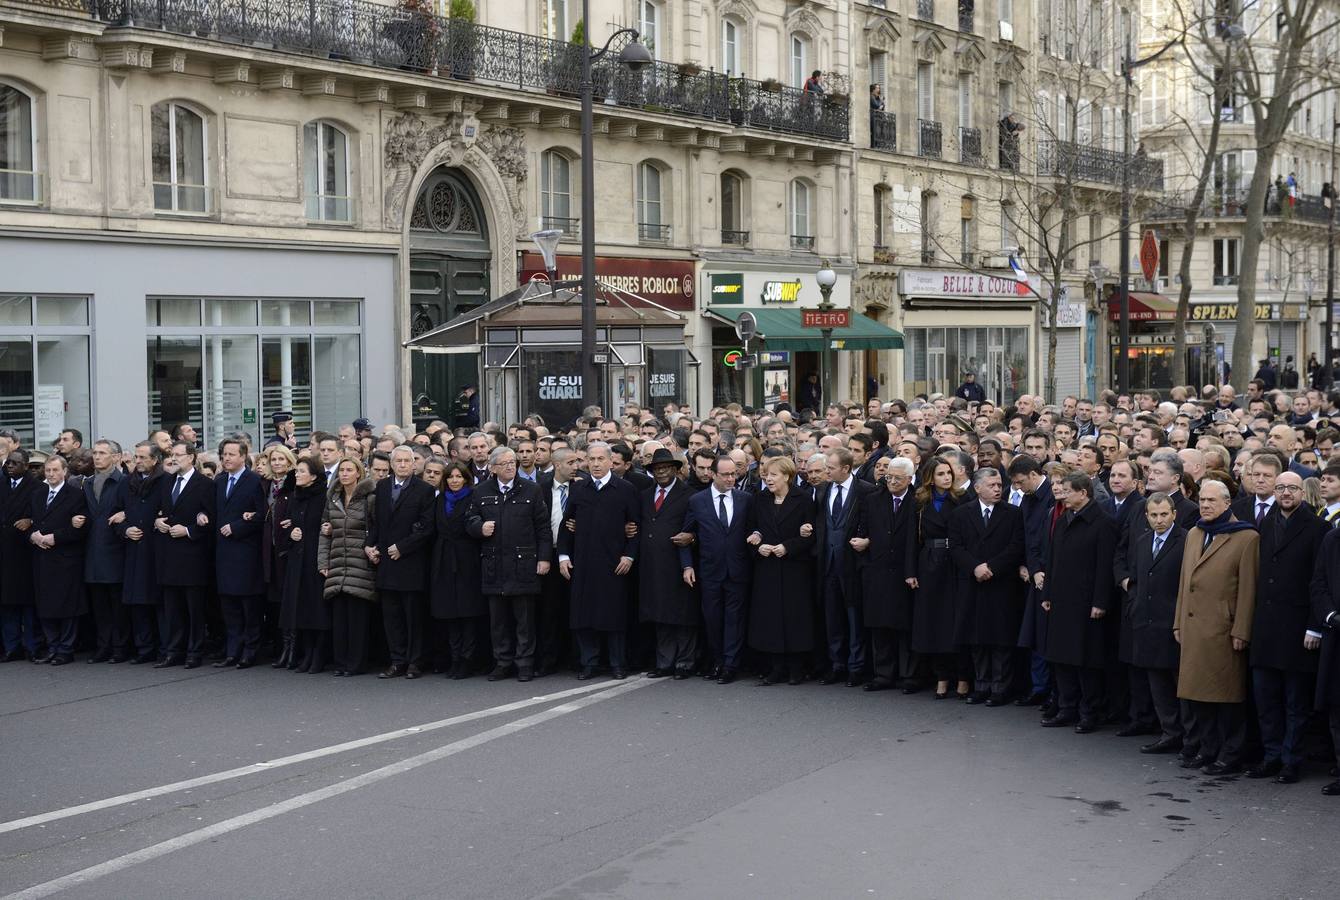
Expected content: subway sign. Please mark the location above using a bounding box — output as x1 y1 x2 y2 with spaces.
710 273 744 304
761 280 802 304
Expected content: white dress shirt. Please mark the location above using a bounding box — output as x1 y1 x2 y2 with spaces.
712 486 735 526
828 475 854 518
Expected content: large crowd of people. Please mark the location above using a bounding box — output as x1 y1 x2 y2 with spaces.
4 378 1340 796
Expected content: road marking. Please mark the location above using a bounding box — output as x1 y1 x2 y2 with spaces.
0 679 626 836
2 678 655 900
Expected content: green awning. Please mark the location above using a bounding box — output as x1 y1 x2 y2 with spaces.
705 306 904 350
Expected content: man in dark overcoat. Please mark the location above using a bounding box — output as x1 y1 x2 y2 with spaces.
213 438 268 668
1122 492 1190 755
1308 525 1340 796
559 442 640 679
30 454 89 664
1 450 42 660
535 448 585 676
851 456 916 691
1040 472 1117 731
117 441 166 663
154 442 215 668
366 445 436 679
1247 471 1326 783
814 447 879 686
1009 455 1054 706
949 467 1025 705
82 440 128 662
637 450 698 679
466 446 551 682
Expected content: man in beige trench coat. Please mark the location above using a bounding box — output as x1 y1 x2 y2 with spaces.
1174 479 1259 776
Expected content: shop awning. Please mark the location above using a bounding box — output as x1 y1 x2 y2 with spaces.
704 306 904 350
1105 289 1179 321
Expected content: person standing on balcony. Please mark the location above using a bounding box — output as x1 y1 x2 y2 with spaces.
803 71 824 94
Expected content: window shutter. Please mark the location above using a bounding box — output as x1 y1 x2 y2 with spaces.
918 64 934 120
959 74 972 128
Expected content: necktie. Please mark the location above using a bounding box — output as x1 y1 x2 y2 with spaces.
1153 534 1164 558
1009 488 1022 506
655 487 666 511
1256 501 1268 526
46 488 56 508
226 475 236 499
892 494 901 515
172 475 184 503
392 480 402 503
717 492 729 527
983 506 992 528
831 484 844 521
559 483 569 513
500 484 509 497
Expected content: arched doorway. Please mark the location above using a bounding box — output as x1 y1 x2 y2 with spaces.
408 168 491 427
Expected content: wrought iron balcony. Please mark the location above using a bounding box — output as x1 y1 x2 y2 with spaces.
639 222 671 243
1036 140 1164 191
959 126 982 166
1145 188 1332 224
871 110 896 151
81 0 849 141
721 229 750 245
791 235 816 251
918 119 942 159
541 216 580 235
998 129 1021 171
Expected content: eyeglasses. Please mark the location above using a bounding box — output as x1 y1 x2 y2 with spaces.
1274 484 1304 494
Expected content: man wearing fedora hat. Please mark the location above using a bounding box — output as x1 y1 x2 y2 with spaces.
638 449 699 679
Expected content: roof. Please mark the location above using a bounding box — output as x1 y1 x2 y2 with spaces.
703 306 905 350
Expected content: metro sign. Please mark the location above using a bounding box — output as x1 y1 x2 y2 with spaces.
801 309 850 328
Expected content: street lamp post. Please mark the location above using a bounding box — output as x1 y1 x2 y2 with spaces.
1325 120 1339 388
815 261 837 411
577 2 652 413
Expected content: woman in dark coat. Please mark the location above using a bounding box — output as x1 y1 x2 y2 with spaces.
430 461 484 679
745 456 815 684
908 459 971 700
263 445 296 667
319 457 377 676
278 457 328 673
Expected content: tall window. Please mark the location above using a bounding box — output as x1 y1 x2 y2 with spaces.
790 35 809 88
540 150 572 231
790 180 811 239
637 162 665 241
151 101 208 213
961 196 976 264
874 185 891 248
0 84 38 203
722 19 739 73
1213 237 1240 284
638 0 660 54
869 50 887 98
958 73 972 128
542 0 568 40
918 63 935 120
303 121 350 222
721 172 744 240
0 295 92 447
1001 201 1017 255
921 192 935 262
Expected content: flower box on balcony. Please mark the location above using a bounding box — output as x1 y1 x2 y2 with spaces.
678 62 702 77
760 78 783 93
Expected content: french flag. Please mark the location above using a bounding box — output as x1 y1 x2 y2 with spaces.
1008 255 1030 296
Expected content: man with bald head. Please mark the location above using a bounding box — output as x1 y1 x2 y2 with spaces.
1246 470 1326 783
1177 448 1207 484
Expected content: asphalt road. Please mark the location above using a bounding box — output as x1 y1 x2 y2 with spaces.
2 662 1338 900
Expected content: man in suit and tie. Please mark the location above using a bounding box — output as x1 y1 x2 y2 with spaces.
638 450 699 679
1103 458 1144 530
153 442 216 668
1318 463 1340 527
680 454 753 683
850 457 916 691
366 445 436 679
1231 452 1281 525
536 448 582 675
559 442 640 679
29 454 89 665
317 435 343 483
1009 455 1054 707
0 449 42 661
213 438 268 668
466 432 493 485
815 448 880 686
1121 492 1189 754
82 440 128 663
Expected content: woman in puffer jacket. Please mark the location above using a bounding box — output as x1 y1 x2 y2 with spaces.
319 457 377 676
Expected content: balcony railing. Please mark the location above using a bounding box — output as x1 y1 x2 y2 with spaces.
1146 188 1333 223
639 222 671 243
918 119 942 159
1036 140 1164 190
871 110 896 150
959 126 982 166
721 229 750 245
541 215 580 235
998 128 1020 171
81 0 849 142
791 235 816 251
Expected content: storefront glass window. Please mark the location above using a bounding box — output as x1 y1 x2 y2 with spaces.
262 336 313 439
147 336 204 440
904 325 1028 405
205 334 258 440
647 347 692 410
0 295 92 448
313 335 361 429
522 348 584 428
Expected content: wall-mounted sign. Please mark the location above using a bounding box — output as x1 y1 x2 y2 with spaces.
537 374 582 400
1189 302 1299 322
758 351 791 365
519 253 696 310
710 273 744 304
722 349 745 367
802 309 850 328
761 280 802 304
899 269 1040 299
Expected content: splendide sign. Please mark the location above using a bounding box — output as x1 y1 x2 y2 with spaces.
898 269 1040 299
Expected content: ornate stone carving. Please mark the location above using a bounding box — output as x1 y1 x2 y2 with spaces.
383 111 473 229
475 123 527 234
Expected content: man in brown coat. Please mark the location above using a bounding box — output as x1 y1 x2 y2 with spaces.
1174 479 1259 776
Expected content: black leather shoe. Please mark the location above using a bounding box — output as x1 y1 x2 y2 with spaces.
1179 753 1209 769
1202 761 1242 776
1041 714 1078 728
184 658 202 670
486 665 515 682
674 669 691 680
153 655 183 669
379 664 406 679
405 665 423 680
1321 780 1340 796
645 668 669 678
50 654 73 666
900 680 922 695
129 652 156 665
1246 759 1283 779
845 672 868 687
108 655 128 664
577 667 597 680
32 653 53 665
1074 720 1100 734
517 668 534 683
703 665 722 680
87 650 111 664
1276 764 1300 784
787 672 804 686
818 669 846 685
1015 691 1047 707
213 657 238 668
965 692 987 705
612 667 628 680
1140 737 1183 755
1 648 25 662
984 694 1010 707
1115 722 1158 738
863 678 893 692
236 657 255 670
